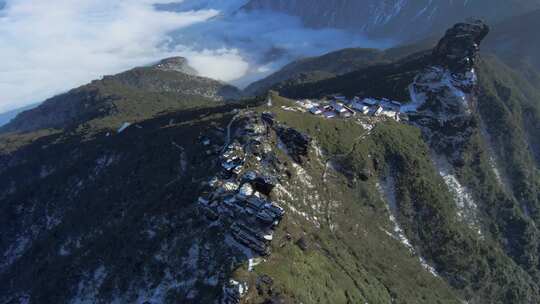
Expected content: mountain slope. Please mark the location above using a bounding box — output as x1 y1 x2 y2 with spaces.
0 57 241 135
244 40 436 96
265 20 540 303
0 104 39 127
243 0 540 42
2 20 540 304
0 95 468 303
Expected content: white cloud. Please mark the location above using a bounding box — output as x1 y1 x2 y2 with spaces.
181 48 250 82
0 0 390 113
0 0 220 112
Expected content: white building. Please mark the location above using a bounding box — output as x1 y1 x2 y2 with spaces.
330 101 347 113
297 99 319 110
351 101 370 114
310 106 323 115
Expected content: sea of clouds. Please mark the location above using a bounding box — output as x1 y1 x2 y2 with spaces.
0 0 390 114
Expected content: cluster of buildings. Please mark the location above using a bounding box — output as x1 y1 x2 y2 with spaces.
295 96 404 121
197 113 284 257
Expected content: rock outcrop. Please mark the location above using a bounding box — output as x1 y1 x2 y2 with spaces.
406 20 489 164
275 126 311 164
153 57 198 76
432 20 490 73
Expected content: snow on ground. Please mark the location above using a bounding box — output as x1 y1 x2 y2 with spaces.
377 177 439 277
117 122 131 133
403 66 476 116
274 183 294 201
93 153 119 177
224 234 258 273
275 158 326 227
419 257 438 277
291 163 315 189
356 119 375 132
248 258 263 272
312 143 324 158
275 181 322 227
433 155 482 237
376 178 414 253
70 265 108 304
480 123 511 191
1 235 31 270
489 156 504 187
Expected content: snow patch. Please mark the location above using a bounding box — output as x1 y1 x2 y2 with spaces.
1 235 31 270
434 156 482 236
377 177 439 277
403 66 476 117
70 265 108 304
291 163 314 189
117 122 131 133
376 178 414 252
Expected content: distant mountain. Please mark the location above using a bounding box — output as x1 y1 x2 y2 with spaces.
0 104 39 127
484 9 540 83
0 57 241 134
243 0 540 42
244 39 436 95
246 6 540 97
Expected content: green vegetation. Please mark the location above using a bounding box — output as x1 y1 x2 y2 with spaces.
3 24 540 303
245 41 436 97
238 92 540 303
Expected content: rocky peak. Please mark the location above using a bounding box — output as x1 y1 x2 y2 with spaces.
153 56 198 75
405 20 491 164
432 19 490 73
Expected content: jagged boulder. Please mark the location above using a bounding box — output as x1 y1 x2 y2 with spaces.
251 175 277 196
275 126 311 163
261 112 275 126
433 19 490 73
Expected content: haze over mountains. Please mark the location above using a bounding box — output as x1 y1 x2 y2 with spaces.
243 0 540 41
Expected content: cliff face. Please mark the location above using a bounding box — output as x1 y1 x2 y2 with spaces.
243 0 540 41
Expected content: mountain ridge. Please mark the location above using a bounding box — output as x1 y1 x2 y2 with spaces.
0 57 242 135
2 18 540 304
243 0 540 42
